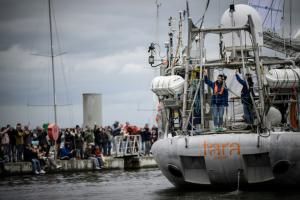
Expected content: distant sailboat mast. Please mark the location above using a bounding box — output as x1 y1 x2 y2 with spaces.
48 0 57 124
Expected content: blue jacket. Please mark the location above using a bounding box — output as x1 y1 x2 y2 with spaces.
236 74 252 105
204 76 228 106
60 147 72 158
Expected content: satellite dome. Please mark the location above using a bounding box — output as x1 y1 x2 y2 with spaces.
220 4 263 50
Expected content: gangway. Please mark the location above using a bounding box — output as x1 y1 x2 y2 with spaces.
113 135 142 157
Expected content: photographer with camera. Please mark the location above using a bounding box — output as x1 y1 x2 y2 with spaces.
204 69 229 132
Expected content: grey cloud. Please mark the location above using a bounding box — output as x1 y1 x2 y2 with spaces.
1 0 299 127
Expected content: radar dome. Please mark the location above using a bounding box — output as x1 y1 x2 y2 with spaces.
220 4 263 50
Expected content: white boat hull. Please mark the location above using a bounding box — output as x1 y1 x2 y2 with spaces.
151 132 300 189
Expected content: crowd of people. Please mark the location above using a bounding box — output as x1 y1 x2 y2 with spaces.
0 121 159 174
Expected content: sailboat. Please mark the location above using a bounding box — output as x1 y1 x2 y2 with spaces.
148 1 300 189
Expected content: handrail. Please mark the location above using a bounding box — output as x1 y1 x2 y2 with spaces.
114 135 142 157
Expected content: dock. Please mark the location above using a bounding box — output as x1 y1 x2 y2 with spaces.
0 156 157 176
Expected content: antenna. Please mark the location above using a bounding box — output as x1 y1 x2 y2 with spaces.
155 0 162 44
152 0 162 125
186 0 190 18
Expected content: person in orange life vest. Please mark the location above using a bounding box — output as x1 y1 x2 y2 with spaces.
204 69 229 132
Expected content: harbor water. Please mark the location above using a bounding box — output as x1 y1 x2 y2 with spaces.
1 168 300 200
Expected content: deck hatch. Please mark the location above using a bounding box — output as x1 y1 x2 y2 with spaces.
243 152 271 167
180 156 211 184
243 152 274 183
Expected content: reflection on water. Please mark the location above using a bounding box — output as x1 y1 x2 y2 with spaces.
0 169 300 200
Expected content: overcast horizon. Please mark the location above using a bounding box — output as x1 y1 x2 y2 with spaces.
0 0 299 128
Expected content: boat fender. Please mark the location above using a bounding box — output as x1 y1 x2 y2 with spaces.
266 106 282 127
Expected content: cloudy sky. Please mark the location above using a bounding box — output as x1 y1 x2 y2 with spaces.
0 0 298 128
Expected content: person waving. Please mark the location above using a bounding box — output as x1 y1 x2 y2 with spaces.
204 69 228 132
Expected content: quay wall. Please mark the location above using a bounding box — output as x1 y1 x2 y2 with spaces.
124 156 158 169
1 156 157 176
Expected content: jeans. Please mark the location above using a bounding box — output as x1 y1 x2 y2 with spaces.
145 141 151 155
1 144 9 159
101 143 107 156
9 144 16 162
90 157 103 168
243 104 254 124
31 159 41 172
212 105 225 127
16 144 24 161
96 157 104 167
107 141 112 156
75 148 83 159
141 141 145 153
89 157 99 168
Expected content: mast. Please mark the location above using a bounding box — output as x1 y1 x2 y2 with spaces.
248 15 265 129
48 0 57 124
182 18 192 133
168 17 174 68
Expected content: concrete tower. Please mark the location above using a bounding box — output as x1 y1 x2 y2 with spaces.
83 93 102 128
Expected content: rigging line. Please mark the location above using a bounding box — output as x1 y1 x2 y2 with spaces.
48 53 51 123
26 60 32 125
151 43 165 60
46 7 52 123
271 1 275 30
48 0 58 124
262 0 275 27
289 0 292 46
282 0 286 56
195 0 210 28
52 2 65 97
272 0 283 31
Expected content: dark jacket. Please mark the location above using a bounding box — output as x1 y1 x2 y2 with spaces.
37 130 48 147
141 128 151 142
9 129 16 146
99 132 108 144
204 76 228 106
236 74 254 105
112 127 121 137
94 129 101 146
24 147 38 161
65 132 75 149
75 134 83 149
